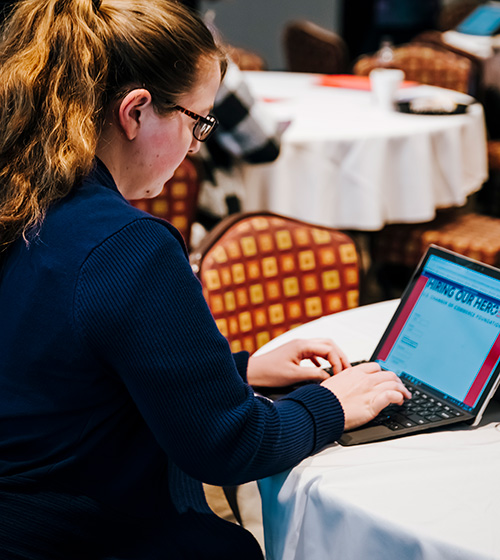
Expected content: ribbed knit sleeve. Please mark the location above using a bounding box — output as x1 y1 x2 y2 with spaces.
232 350 250 382
74 218 344 486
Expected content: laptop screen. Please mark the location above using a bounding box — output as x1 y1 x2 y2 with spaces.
456 2 500 36
372 247 500 413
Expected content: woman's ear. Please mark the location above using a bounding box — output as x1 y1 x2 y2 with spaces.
117 89 153 141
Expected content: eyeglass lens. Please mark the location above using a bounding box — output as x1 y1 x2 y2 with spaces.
194 115 217 142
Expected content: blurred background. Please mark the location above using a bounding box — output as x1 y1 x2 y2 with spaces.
199 0 456 70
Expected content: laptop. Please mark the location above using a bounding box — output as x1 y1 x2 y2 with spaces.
456 1 500 36
339 245 500 446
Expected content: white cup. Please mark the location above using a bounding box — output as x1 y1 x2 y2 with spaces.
369 68 405 111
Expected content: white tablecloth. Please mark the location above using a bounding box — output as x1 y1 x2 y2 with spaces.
256 301 500 560
240 72 488 231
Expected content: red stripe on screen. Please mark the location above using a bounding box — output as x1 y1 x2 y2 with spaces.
378 276 428 361
464 333 500 407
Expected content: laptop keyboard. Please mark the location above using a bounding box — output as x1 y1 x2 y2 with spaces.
323 366 465 431
372 383 465 431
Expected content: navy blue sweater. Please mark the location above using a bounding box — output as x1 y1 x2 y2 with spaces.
0 160 344 559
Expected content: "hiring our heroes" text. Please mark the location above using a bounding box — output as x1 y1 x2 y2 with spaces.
427 277 500 316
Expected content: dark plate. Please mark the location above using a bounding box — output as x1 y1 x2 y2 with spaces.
396 101 469 115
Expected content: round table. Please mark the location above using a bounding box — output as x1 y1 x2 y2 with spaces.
240 72 488 231
255 300 500 560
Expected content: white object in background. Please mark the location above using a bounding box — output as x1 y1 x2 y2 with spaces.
369 68 405 111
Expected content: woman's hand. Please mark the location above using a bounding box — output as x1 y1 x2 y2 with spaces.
247 338 350 388
321 362 412 431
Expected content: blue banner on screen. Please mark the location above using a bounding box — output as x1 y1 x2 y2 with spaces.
376 255 500 410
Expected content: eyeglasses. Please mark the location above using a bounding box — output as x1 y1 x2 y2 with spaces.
174 105 219 142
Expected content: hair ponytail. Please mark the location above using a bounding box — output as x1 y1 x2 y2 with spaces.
0 0 225 251
0 0 108 249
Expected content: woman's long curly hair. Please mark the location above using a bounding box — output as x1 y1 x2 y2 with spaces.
0 0 226 252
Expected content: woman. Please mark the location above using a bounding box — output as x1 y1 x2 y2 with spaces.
0 1 410 558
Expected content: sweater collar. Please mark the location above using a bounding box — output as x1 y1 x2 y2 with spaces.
87 158 120 194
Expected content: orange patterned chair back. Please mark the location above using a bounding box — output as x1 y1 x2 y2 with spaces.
190 212 361 353
353 43 475 94
130 157 200 249
283 19 350 75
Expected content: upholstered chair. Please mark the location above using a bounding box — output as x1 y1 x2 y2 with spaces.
283 19 351 75
353 43 478 95
410 30 485 99
191 211 361 528
190 211 361 354
371 211 500 298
